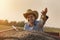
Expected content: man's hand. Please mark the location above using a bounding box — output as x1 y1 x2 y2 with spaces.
41 8 48 16
40 8 48 24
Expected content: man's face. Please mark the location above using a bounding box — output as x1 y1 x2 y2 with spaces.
27 14 35 23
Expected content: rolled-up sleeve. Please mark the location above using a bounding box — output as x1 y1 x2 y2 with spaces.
38 18 44 28
39 18 44 25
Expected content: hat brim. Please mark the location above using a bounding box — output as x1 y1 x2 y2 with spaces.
23 11 38 19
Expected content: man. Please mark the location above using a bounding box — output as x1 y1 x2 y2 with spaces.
23 8 48 32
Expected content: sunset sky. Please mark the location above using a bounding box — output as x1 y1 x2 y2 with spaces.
0 0 60 28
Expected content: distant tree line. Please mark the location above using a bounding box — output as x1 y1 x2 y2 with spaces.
0 20 25 27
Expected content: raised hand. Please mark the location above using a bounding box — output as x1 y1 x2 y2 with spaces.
41 8 48 16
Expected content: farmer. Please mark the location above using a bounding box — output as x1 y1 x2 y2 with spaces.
23 8 49 32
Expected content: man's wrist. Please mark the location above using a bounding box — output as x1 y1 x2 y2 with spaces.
41 15 46 18
41 15 49 20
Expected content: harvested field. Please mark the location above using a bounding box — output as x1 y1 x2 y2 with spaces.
0 29 60 40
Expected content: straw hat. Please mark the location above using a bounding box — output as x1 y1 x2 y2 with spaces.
23 9 38 19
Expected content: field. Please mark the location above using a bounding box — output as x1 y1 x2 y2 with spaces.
0 25 60 40
0 25 60 33
0 25 13 32
44 27 60 33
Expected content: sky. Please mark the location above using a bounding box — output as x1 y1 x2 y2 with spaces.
0 0 60 28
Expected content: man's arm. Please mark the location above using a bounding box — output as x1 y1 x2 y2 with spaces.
38 8 49 28
41 8 49 25
40 15 49 25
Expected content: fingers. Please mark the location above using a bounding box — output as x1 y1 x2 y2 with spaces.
41 10 45 14
45 8 48 13
41 8 48 15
